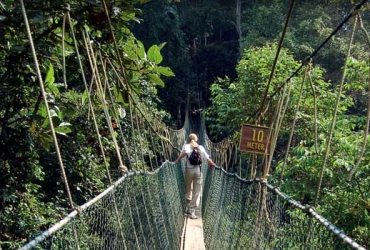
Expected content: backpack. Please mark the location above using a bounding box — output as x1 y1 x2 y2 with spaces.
188 147 202 165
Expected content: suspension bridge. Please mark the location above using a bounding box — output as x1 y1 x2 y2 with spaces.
5 0 370 249
17 108 367 250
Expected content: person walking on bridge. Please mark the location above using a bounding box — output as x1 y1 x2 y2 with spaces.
174 133 215 219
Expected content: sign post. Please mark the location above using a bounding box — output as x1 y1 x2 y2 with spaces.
239 124 271 155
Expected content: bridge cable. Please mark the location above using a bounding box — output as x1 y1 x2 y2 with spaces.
62 7 68 89
100 0 130 93
84 31 127 173
71 19 114 183
87 31 159 247
254 0 295 180
257 0 295 122
270 0 368 101
102 56 181 151
263 69 295 179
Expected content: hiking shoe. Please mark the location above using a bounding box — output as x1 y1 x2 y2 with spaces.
188 213 198 219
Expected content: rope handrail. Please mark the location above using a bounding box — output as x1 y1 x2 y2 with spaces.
266 184 365 250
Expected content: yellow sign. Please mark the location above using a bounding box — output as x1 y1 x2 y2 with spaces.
239 124 271 155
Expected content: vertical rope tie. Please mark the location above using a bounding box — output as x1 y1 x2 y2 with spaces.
62 4 69 89
348 14 370 181
100 0 130 92
264 70 294 179
99 55 131 172
82 29 126 173
307 66 319 155
313 14 358 207
278 65 310 185
20 0 75 210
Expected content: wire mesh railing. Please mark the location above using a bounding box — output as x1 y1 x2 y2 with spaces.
20 162 186 250
201 166 366 250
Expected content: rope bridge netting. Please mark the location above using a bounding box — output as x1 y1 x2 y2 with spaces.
20 165 187 250
20 113 367 250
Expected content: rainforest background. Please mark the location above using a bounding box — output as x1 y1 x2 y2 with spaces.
0 0 369 248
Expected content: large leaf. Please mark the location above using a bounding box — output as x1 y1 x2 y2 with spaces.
113 86 129 104
147 45 162 64
54 122 72 136
156 66 174 77
136 40 146 60
44 63 55 85
148 74 164 87
36 132 54 152
41 110 60 129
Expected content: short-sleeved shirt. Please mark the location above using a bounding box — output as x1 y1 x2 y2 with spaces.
182 144 210 168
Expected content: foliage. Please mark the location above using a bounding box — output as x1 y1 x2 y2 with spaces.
132 0 192 126
275 57 370 247
205 43 344 139
133 0 239 123
207 40 370 246
241 1 287 49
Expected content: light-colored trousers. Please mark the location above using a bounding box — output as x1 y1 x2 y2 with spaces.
184 166 202 213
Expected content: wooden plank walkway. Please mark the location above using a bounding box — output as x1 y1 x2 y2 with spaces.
181 214 206 250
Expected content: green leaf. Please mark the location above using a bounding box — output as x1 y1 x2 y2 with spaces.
147 45 162 64
55 123 72 136
47 83 60 96
148 74 164 87
156 66 174 77
41 110 59 128
39 104 48 118
113 86 128 104
116 92 125 103
37 132 54 151
41 118 50 129
158 42 166 50
136 40 146 60
49 109 58 118
44 64 55 85
81 90 88 105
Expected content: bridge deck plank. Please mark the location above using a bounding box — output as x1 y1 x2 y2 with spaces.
183 217 206 250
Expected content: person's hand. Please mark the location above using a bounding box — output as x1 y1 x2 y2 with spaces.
209 162 215 170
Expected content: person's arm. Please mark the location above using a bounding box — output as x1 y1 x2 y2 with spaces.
199 146 216 169
207 158 215 169
174 152 187 164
